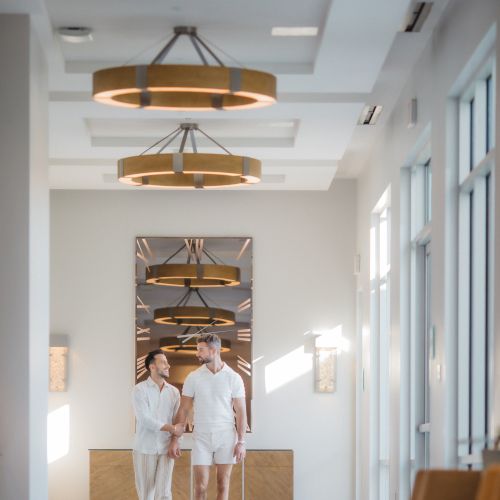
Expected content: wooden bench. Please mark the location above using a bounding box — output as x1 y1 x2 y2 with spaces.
411 466 500 500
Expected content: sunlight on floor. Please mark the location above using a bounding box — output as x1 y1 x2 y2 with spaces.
47 404 70 464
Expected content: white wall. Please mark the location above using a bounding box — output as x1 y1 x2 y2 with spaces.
49 184 357 500
0 14 49 500
351 0 500 499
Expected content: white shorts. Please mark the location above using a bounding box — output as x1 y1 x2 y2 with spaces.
191 428 237 466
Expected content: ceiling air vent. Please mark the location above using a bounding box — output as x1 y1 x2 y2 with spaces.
358 105 383 126
402 2 433 33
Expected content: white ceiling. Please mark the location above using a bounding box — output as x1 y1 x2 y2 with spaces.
6 0 448 190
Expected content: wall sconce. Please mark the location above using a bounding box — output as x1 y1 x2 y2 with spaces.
312 327 349 393
49 334 69 392
314 337 337 393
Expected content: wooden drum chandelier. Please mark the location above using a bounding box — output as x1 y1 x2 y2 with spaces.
119 122 261 189
93 26 276 111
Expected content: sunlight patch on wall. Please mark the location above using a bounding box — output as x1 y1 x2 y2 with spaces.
265 346 312 394
47 404 70 464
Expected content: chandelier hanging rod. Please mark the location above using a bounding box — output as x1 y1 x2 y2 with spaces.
140 123 233 156
151 26 226 67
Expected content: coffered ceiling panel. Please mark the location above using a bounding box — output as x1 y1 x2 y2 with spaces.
7 0 449 189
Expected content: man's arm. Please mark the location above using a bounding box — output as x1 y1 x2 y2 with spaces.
168 396 193 458
233 398 247 463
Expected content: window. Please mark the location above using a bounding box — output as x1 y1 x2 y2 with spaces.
408 147 432 483
370 188 391 500
457 59 495 468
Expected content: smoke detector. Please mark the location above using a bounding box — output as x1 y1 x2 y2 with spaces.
57 27 93 43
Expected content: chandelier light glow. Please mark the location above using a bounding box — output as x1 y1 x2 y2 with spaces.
118 122 261 189
93 26 276 111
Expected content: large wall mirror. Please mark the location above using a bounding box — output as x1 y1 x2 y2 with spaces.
135 237 253 430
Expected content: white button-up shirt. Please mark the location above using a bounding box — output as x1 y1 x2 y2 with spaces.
132 377 180 454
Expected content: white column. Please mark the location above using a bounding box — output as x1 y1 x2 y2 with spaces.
0 14 49 500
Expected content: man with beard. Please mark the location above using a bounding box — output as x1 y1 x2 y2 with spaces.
168 333 247 500
132 349 185 500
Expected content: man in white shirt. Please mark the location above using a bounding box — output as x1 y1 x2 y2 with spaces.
132 349 184 500
168 333 247 500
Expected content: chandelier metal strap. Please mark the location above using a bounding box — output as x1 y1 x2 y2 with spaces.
151 27 225 67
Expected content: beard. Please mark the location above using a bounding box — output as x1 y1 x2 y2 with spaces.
197 356 211 365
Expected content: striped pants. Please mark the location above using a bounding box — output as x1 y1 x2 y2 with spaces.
133 451 175 500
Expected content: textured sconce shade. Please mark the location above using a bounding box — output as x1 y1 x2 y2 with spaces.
49 346 68 392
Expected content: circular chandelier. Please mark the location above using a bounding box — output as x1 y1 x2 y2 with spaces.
147 263 240 287
147 239 240 287
93 26 276 111
118 122 261 189
154 306 235 327
160 337 231 354
154 287 235 327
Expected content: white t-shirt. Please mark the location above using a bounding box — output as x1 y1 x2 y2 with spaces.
182 363 245 432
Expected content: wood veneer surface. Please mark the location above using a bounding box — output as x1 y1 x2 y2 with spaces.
89 449 292 500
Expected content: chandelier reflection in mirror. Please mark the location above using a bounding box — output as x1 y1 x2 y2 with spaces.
135 237 253 429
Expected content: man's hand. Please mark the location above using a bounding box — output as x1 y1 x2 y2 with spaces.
171 423 185 437
233 442 246 463
168 439 182 459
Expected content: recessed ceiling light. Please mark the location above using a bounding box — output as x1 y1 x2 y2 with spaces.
271 27 318 37
57 27 93 43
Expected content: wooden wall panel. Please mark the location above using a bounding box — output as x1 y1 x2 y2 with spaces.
206 462 243 500
245 451 293 500
171 452 191 500
89 450 136 500
89 449 292 500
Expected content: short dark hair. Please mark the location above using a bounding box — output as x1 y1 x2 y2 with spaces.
144 349 166 372
197 333 222 350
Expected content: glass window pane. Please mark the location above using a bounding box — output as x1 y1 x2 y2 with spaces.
425 160 432 224
486 75 494 152
469 98 475 171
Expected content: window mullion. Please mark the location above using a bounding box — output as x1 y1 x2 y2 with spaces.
471 178 487 457
457 192 471 461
